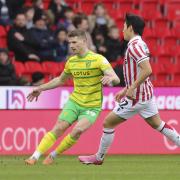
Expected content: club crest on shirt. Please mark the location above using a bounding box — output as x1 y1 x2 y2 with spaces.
86 61 91 68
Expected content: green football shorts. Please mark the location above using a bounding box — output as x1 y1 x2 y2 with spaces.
58 99 101 124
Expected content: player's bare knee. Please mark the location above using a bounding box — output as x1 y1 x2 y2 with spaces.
71 127 84 139
52 123 67 137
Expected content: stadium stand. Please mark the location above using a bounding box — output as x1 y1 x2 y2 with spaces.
0 0 179 86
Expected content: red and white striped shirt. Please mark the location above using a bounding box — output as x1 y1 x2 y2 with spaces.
123 36 153 102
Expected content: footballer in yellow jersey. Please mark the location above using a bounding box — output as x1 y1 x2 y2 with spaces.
25 30 120 165
64 50 111 108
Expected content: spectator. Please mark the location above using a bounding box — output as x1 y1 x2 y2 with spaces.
32 0 44 10
88 3 115 38
93 30 107 57
31 71 45 86
105 26 122 62
28 10 55 61
57 7 75 32
24 7 35 29
48 0 68 24
73 14 96 51
54 28 69 62
0 0 11 25
7 13 40 62
0 48 18 85
0 0 25 25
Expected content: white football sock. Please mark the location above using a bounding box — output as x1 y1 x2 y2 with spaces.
50 151 57 158
96 128 115 161
30 150 41 160
157 121 180 146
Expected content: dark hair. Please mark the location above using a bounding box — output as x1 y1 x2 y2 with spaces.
68 30 87 39
125 13 145 36
73 14 87 28
64 7 73 13
32 71 44 83
93 3 106 14
0 48 9 55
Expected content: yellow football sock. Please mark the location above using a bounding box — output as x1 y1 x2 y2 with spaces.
55 134 77 154
37 132 57 154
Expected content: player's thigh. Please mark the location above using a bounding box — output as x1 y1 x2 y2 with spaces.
78 107 101 124
103 111 126 128
111 98 137 128
139 98 160 129
58 99 79 125
145 113 162 129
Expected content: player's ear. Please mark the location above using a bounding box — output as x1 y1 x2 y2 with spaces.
129 25 133 33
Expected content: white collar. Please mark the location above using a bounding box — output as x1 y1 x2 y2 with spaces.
128 35 142 46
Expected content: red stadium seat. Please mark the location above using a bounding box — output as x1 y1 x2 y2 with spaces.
172 20 180 38
80 0 94 15
153 27 172 39
157 55 175 66
165 1 180 20
163 36 178 46
13 61 26 77
24 61 43 74
0 25 7 48
152 18 170 29
41 61 62 77
116 0 135 17
142 11 162 21
143 27 153 39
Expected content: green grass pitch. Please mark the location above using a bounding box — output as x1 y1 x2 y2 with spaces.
0 155 180 180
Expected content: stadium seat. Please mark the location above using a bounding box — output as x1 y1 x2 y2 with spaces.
13 61 26 77
142 11 162 21
24 61 43 74
43 0 51 10
152 18 170 29
153 27 172 39
165 0 180 20
145 36 160 57
163 36 177 47
116 0 135 17
41 61 62 77
80 0 94 15
157 55 175 66
0 25 7 48
172 20 180 38
143 27 153 39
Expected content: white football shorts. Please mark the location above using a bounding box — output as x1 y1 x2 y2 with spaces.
113 96 159 120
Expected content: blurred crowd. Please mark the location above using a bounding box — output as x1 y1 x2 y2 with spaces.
0 0 127 86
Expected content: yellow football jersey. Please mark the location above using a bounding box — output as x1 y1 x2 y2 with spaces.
64 51 112 108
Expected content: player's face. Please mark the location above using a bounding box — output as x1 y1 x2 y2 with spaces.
68 36 85 54
123 22 131 41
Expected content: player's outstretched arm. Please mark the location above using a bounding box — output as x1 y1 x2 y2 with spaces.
101 69 120 86
27 71 71 102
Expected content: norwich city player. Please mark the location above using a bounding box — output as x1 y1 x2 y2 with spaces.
25 30 120 165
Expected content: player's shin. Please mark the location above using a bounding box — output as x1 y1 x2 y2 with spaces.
96 128 115 161
52 134 77 157
156 121 180 146
31 132 57 160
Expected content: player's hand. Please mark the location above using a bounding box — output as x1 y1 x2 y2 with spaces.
115 88 127 102
27 88 42 102
126 86 135 100
101 75 113 86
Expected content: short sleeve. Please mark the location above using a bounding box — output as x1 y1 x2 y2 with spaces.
98 56 112 71
129 43 150 64
64 60 71 74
